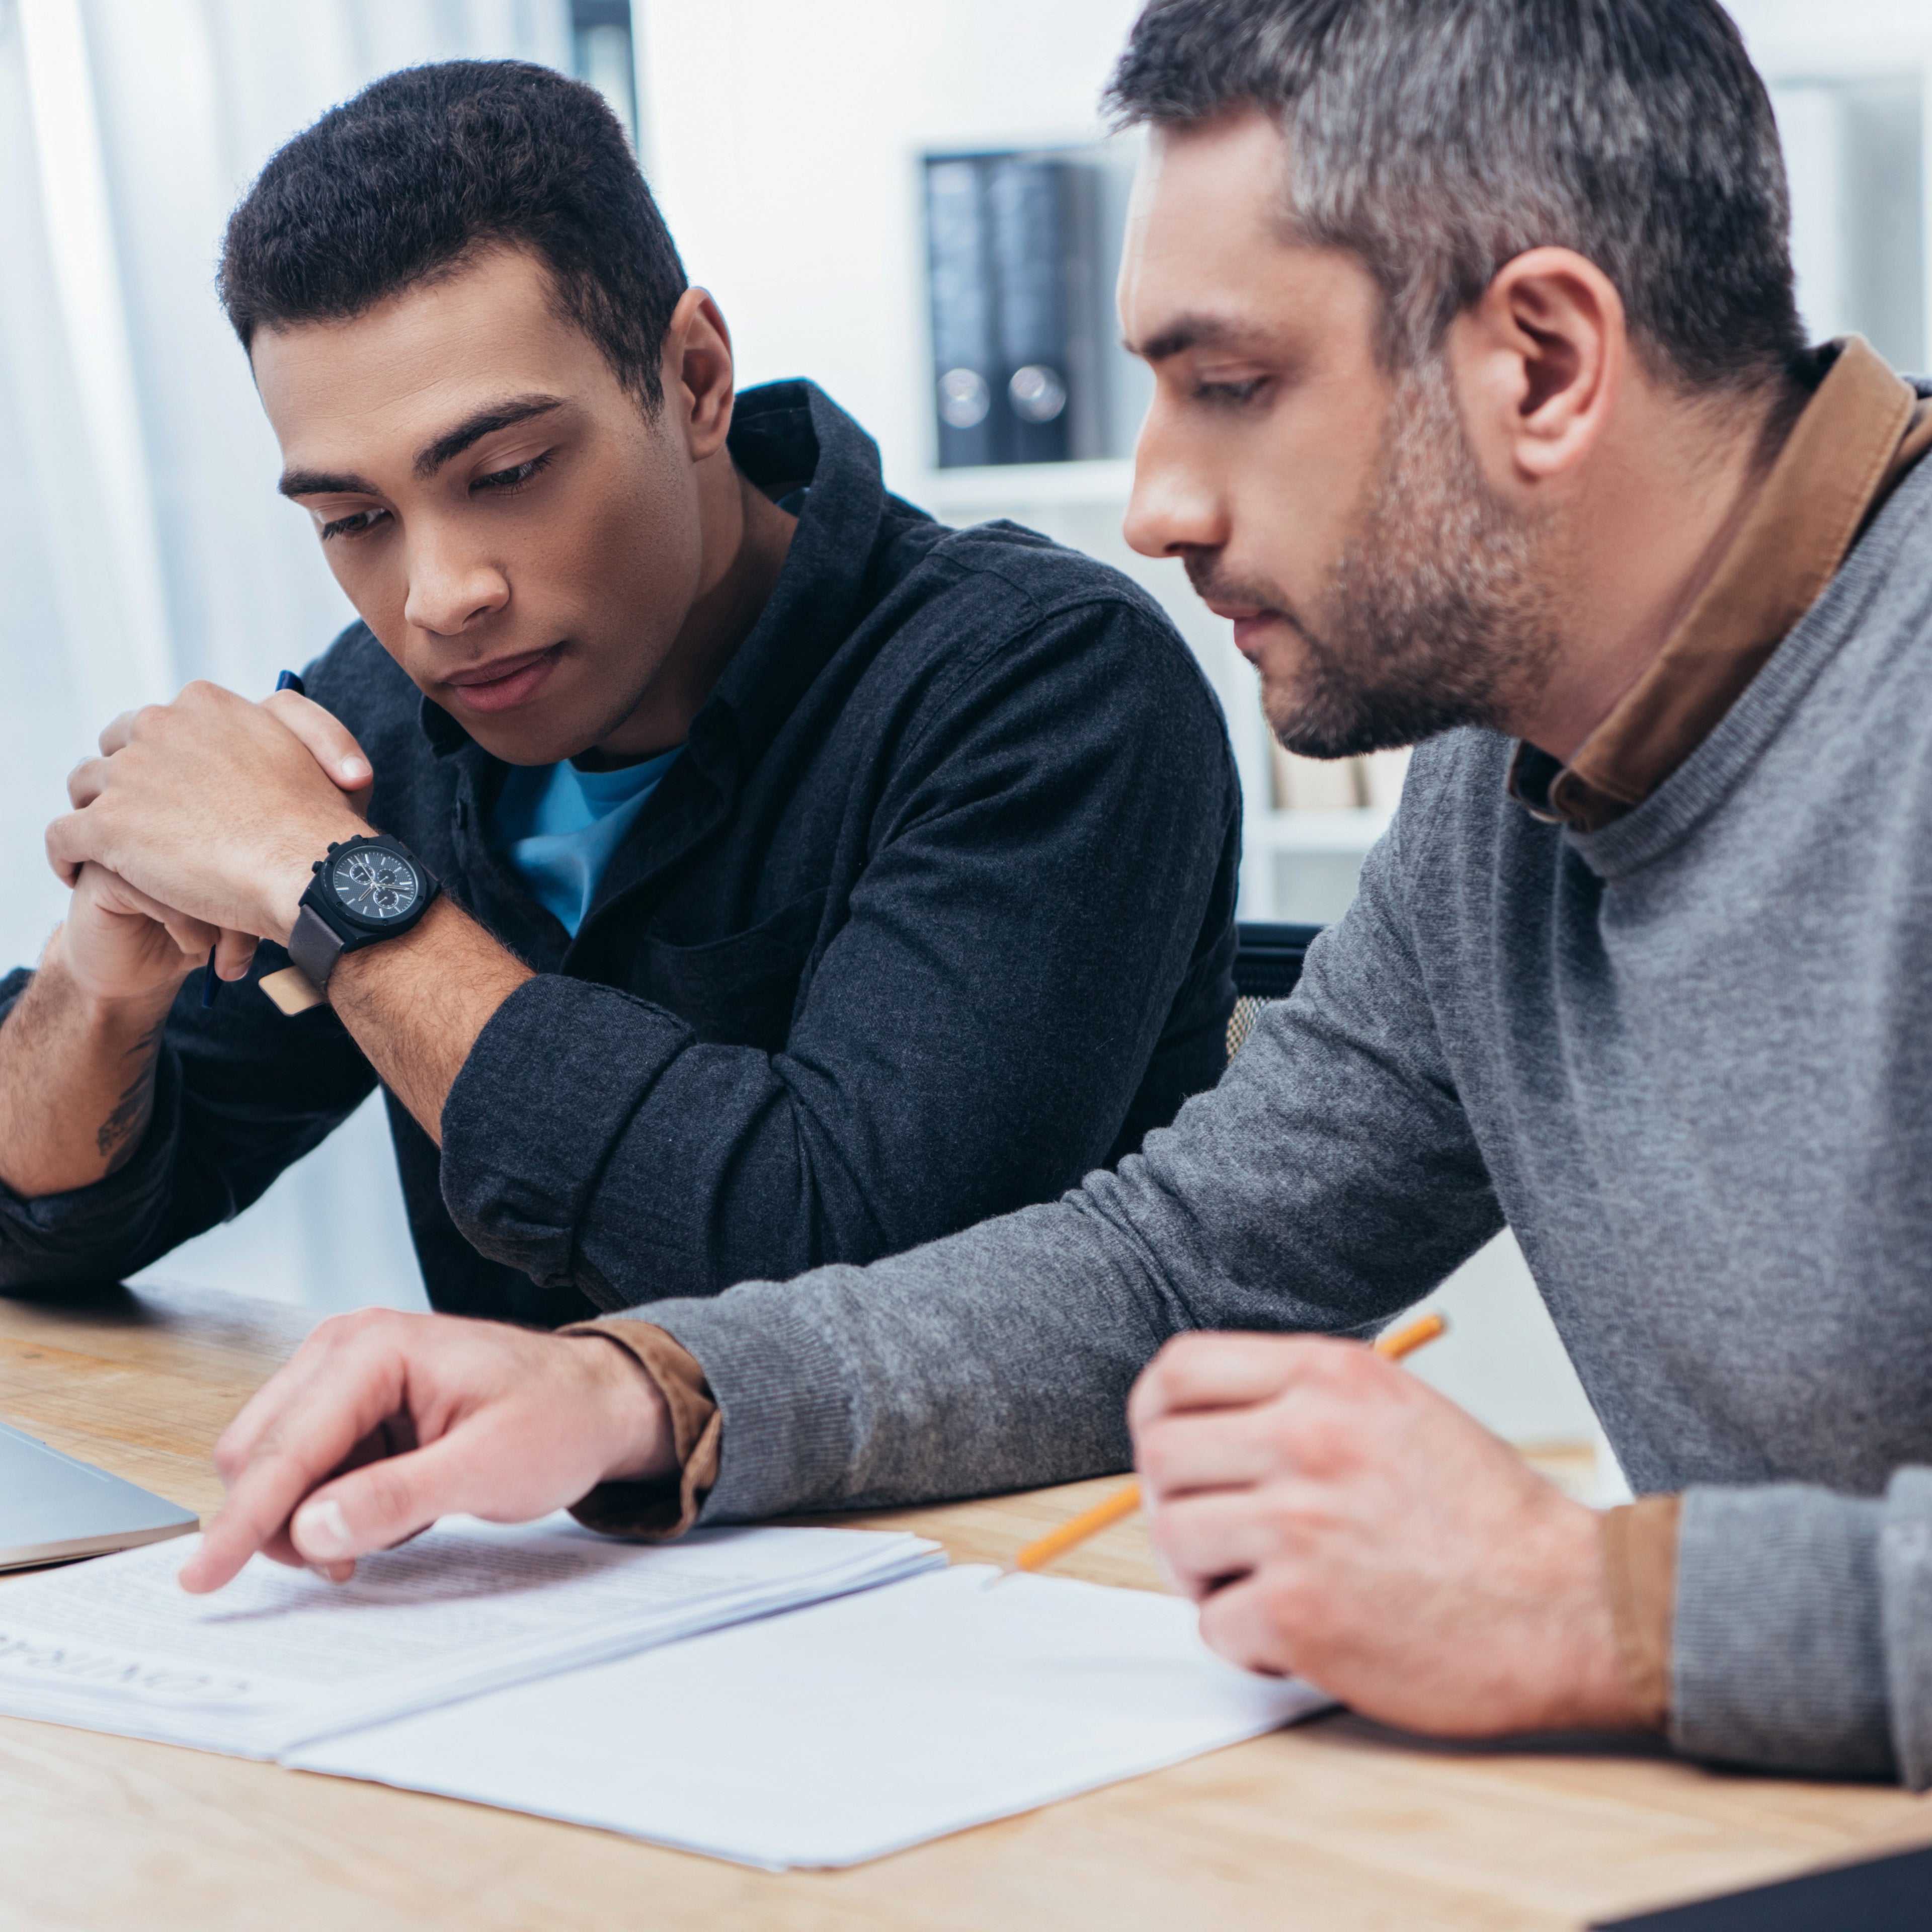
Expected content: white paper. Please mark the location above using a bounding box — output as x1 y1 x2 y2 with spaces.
0 1516 941 1757
290 1564 1333 1868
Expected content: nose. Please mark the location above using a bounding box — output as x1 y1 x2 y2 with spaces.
402 526 510 636
1122 394 1228 561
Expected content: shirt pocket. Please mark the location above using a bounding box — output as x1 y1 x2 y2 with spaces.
634 887 830 1050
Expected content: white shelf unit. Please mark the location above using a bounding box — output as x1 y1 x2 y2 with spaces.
906 459 1136 510
1255 806 1393 853
911 463 1387 922
1247 807 1394 926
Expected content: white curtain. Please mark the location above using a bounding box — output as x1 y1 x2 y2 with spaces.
0 0 578 1310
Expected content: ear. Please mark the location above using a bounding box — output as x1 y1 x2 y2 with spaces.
660 286 737 460
1446 246 1625 501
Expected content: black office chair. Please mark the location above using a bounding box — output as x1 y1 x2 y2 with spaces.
1227 921 1322 1062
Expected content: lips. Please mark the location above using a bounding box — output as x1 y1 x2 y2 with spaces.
441 643 562 715
1231 615 1279 659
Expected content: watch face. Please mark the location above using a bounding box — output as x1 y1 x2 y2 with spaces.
329 845 421 925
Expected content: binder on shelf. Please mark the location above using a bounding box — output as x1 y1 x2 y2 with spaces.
985 156 1071 466
925 150 1107 469
925 157 999 470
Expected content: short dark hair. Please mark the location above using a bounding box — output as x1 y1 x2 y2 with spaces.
219 60 687 411
1106 0 1807 392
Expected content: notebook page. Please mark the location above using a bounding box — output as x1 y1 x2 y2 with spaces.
291 1563 1333 1868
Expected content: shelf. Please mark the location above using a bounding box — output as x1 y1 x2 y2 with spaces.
1249 808 1393 855
904 458 1136 511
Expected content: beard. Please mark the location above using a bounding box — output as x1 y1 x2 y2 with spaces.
1192 355 1560 759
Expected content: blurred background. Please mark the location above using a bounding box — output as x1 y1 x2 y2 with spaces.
0 0 1924 1492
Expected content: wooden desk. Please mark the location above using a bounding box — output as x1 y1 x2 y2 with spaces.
0 1282 1923 1932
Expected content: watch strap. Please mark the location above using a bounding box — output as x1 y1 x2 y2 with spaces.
287 903 347 993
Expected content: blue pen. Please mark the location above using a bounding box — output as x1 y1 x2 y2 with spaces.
201 669 307 1009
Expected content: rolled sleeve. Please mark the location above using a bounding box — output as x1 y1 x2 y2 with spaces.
439 976 693 1299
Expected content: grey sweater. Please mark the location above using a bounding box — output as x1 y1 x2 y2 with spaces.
617 447 1932 1784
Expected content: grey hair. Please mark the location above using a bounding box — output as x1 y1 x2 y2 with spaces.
1106 0 1807 391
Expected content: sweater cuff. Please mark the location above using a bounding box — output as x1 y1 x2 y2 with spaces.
1599 1494 1679 1729
563 1323 721 1541
1879 1468 1932 1788
1670 1482 1893 1777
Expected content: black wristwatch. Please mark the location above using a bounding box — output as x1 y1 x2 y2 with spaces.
287 834 440 993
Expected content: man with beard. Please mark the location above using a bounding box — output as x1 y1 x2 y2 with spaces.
162 0 1932 1783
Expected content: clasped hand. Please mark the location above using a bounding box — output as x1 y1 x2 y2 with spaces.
48 682 376 1002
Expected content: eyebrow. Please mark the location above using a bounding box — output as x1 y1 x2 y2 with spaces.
412 394 566 478
278 464 377 500
1128 315 1262 363
276 393 568 499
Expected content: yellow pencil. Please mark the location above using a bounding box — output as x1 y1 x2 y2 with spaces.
1001 1310 1448 1579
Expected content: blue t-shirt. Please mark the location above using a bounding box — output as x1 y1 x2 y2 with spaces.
488 747 680 936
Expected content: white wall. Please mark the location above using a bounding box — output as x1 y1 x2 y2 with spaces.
1734 2 1932 373
1728 0 1932 56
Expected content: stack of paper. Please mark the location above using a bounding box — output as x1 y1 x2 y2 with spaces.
291 1565 1332 1868
0 1516 941 1757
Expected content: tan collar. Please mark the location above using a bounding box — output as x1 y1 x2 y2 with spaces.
1510 338 1931 832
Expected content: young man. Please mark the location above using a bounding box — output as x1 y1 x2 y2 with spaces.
82 1 1932 1786
0 63 1240 1322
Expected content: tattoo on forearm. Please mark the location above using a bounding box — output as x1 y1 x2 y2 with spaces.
96 1017 167 1172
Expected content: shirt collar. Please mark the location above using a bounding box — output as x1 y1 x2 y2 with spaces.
696 379 889 765
1507 337 1930 831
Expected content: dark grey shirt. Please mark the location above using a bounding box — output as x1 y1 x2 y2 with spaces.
617 440 1932 1785
0 381 1240 1322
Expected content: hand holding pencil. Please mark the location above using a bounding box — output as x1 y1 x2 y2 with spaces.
1112 1309 1639 1736
1007 1311 1446 1576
